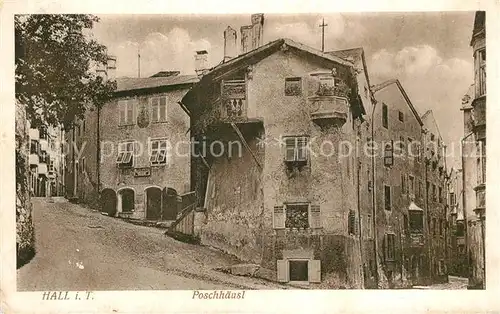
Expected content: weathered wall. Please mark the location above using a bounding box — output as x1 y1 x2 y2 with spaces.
100 88 191 218
372 82 428 287
16 102 36 267
467 218 484 288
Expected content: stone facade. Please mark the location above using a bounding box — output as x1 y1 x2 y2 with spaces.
461 11 486 289
16 101 35 268
184 39 367 288
65 75 196 220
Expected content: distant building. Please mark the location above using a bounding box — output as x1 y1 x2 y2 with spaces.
28 124 65 197
461 11 486 289
421 110 448 284
371 79 430 287
446 167 467 277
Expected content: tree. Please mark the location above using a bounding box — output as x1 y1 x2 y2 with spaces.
15 14 116 268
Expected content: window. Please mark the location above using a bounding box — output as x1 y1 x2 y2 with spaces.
399 136 405 155
285 204 309 229
409 175 415 196
398 111 404 122
348 210 356 235
432 218 437 235
403 214 408 234
384 185 392 211
401 173 407 194
432 184 437 201
118 99 135 125
284 136 308 165
366 214 373 239
83 119 86 132
382 104 388 129
430 133 435 142
151 96 168 122
120 189 135 212
30 140 38 154
289 260 308 282
39 126 48 140
449 192 456 206
409 210 423 233
285 77 302 96
415 143 421 162
477 141 486 185
116 141 135 168
149 138 168 166
439 219 444 236
48 159 54 172
384 233 396 261
456 222 464 236
384 141 394 167
478 49 486 96
438 187 443 203
81 157 85 173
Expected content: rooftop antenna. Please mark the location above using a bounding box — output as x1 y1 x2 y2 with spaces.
319 18 328 52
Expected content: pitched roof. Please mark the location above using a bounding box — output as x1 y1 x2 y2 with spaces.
182 38 355 108
421 109 443 140
115 75 199 93
327 47 373 93
371 79 423 126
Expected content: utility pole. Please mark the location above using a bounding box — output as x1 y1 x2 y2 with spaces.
319 18 328 52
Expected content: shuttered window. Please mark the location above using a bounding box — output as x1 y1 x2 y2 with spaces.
273 205 285 229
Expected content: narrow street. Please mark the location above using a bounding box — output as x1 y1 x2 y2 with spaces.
17 198 285 291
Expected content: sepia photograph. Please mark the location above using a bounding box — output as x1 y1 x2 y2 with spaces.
8 8 490 301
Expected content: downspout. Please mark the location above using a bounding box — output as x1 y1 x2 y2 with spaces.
97 105 101 201
461 132 474 280
370 100 379 287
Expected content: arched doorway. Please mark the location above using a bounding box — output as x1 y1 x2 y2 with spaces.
101 189 117 217
161 187 178 220
118 188 135 213
145 187 162 220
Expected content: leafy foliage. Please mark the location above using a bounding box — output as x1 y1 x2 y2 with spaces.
15 14 116 130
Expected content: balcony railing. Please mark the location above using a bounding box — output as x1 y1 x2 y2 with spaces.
309 90 349 128
221 80 247 120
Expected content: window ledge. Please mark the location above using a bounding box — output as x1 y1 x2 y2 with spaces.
151 120 168 124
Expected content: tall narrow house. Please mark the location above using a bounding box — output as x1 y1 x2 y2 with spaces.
181 34 369 287
461 11 486 289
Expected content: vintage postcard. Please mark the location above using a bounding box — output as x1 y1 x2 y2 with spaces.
1 0 499 313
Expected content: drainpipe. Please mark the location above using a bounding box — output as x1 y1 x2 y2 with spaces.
461 132 474 280
370 100 379 287
97 105 101 200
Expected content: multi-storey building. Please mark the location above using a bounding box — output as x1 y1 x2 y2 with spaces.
28 124 65 197
65 57 197 220
182 29 369 287
461 11 486 289
370 79 429 287
421 110 448 284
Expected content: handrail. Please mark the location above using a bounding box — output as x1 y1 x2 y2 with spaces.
168 202 197 232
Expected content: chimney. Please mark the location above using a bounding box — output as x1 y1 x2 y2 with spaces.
223 26 237 62
251 14 264 49
240 25 252 54
106 55 117 81
194 50 209 76
240 14 265 54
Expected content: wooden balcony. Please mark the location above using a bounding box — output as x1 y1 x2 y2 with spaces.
220 80 248 122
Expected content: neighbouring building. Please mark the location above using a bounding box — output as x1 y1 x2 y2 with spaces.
65 56 197 220
461 11 486 289
371 79 429 288
28 123 65 197
447 167 467 277
421 110 448 284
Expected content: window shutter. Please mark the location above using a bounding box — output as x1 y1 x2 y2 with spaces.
310 205 321 229
284 138 295 161
308 260 321 283
277 260 288 282
273 205 285 229
382 234 387 261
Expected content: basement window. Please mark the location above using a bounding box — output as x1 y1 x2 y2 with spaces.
289 260 308 282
